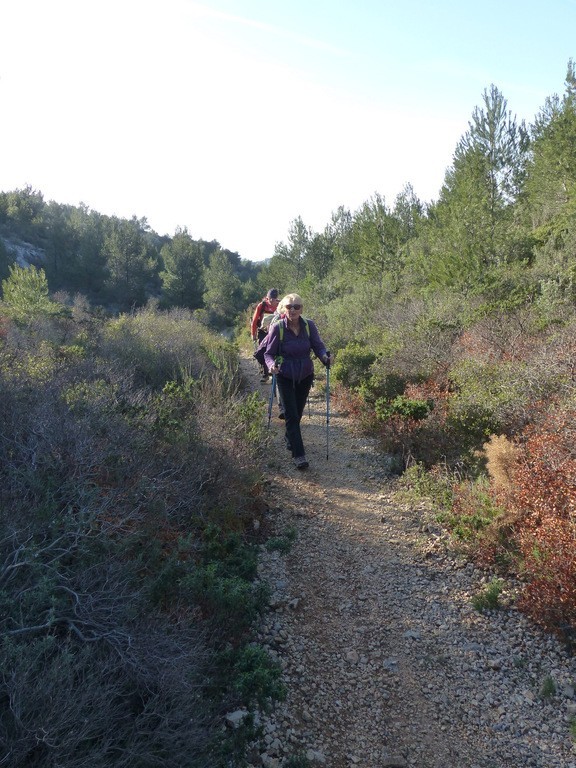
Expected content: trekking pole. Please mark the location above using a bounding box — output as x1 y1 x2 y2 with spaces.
267 372 276 429
325 352 331 459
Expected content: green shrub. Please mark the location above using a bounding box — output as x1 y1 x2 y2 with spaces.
375 394 432 421
265 526 297 554
1 264 65 324
229 644 286 710
182 564 269 638
356 370 406 404
151 378 198 443
200 524 259 581
397 462 454 512
471 578 504 611
443 486 499 539
284 753 313 767
146 550 189 606
540 675 557 699
232 391 267 445
448 358 532 438
332 342 376 389
101 304 234 390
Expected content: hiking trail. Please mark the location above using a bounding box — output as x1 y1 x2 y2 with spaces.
241 354 576 768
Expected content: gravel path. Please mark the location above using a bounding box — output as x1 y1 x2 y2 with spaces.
243 361 576 768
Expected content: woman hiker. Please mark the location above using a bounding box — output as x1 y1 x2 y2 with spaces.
264 293 330 470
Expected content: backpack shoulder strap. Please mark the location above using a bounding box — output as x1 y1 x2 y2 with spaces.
274 321 284 364
275 318 311 364
279 318 310 340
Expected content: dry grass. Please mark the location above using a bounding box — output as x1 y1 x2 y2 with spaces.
483 433 520 492
0 302 268 768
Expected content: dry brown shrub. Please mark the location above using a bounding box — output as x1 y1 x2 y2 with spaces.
454 308 538 364
483 434 520 492
0 305 267 767
507 406 576 637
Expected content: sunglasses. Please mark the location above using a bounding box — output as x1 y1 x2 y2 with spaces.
285 304 302 310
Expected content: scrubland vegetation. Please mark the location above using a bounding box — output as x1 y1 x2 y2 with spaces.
256 66 576 645
0 278 278 766
1 58 576 765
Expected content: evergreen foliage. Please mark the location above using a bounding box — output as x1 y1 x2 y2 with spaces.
0 58 575 649
202 249 245 326
1 264 64 323
159 226 205 309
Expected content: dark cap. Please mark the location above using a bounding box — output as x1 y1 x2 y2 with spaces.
267 289 279 299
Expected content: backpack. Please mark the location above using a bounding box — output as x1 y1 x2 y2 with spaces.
259 312 276 332
255 300 274 329
253 318 310 367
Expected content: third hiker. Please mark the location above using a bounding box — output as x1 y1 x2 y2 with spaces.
251 288 280 382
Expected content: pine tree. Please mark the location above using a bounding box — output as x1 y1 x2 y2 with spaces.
160 228 205 309
103 217 157 308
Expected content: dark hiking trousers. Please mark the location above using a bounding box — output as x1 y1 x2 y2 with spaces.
257 328 268 377
276 373 313 459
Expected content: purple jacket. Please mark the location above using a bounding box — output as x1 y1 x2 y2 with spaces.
264 317 328 382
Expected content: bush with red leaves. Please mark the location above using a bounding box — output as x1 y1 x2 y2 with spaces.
511 406 576 637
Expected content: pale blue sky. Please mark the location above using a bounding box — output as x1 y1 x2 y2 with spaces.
1 0 575 261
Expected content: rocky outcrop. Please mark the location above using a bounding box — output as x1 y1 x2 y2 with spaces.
1 236 46 268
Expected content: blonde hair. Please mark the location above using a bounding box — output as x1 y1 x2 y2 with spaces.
282 293 303 308
276 297 286 315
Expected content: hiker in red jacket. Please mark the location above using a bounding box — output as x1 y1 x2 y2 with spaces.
251 289 280 382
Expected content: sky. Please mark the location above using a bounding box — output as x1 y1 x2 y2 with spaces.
1 0 576 262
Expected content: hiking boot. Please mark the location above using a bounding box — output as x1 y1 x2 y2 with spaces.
278 410 285 420
294 455 309 470
260 374 270 383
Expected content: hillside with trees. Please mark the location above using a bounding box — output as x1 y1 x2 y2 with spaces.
257 63 576 645
0 60 575 766
0 192 261 322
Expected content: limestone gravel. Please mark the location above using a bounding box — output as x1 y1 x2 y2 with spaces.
242 359 576 768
